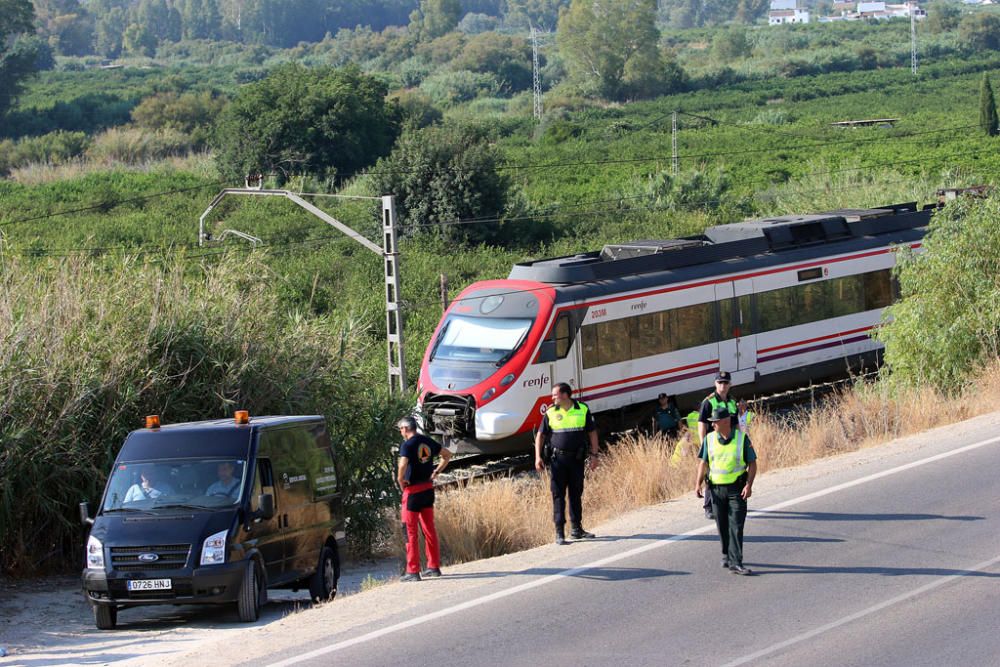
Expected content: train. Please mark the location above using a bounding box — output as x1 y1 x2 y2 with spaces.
417 201 933 454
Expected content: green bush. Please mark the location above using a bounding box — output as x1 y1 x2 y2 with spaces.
0 253 407 574
878 195 1000 392
418 69 496 107
0 130 90 174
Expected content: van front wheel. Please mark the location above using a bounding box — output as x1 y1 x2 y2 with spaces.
94 604 117 630
237 561 261 622
309 546 338 603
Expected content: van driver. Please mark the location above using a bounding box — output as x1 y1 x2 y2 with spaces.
206 461 241 498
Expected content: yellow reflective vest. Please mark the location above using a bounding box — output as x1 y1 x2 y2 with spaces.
706 429 748 485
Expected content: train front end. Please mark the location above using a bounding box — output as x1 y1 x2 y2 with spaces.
418 280 555 454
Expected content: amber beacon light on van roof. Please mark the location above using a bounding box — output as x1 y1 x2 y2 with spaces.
144 415 160 429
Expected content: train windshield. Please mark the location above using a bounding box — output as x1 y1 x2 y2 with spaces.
431 315 532 364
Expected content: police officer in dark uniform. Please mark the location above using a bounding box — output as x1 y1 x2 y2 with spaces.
697 371 739 520
534 382 599 545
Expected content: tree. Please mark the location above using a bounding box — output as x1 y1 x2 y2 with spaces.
409 0 462 40
980 74 998 137
878 196 1000 392
0 0 43 119
455 33 533 94
504 0 570 30
926 2 961 34
557 0 681 101
369 123 510 244
959 13 1000 51
213 64 400 184
711 26 750 62
33 0 95 56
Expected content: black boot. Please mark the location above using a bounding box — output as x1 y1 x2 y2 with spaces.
555 526 567 546
571 525 595 540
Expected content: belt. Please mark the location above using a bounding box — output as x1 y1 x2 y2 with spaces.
552 448 584 458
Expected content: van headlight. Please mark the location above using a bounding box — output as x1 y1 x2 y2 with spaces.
86 535 104 570
200 530 227 565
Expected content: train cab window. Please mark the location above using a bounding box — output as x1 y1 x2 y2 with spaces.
538 313 574 362
554 313 572 358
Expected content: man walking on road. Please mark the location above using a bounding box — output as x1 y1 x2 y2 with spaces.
535 382 600 545
698 371 739 519
397 416 452 582
696 405 757 576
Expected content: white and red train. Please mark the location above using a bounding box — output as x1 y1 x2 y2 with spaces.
417 202 931 454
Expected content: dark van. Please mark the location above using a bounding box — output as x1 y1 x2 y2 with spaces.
80 412 345 630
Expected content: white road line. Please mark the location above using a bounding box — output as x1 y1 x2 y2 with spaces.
720 552 1000 667
267 434 1000 667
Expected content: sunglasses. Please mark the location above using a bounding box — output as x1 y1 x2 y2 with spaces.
716 380 730 384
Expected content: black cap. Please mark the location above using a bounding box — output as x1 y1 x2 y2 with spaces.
657 392 667 399
709 406 731 422
715 371 732 383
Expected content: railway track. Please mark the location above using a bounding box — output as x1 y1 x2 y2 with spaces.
433 370 881 490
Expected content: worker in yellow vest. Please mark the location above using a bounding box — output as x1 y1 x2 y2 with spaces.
695 405 757 575
697 371 739 520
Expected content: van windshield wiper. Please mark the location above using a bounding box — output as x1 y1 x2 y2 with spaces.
152 503 214 511
103 507 154 514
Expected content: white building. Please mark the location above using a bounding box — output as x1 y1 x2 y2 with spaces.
768 0 811 24
818 0 925 21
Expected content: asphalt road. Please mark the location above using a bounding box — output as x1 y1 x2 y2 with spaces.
248 420 1000 667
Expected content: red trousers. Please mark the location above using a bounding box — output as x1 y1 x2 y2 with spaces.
401 484 440 574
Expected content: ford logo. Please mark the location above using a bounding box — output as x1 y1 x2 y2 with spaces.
138 553 159 563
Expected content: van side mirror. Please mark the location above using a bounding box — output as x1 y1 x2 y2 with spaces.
257 493 275 520
79 501 94 526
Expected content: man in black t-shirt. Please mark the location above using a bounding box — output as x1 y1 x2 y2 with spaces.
397 416 452 582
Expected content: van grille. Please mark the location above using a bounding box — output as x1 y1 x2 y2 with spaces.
110 544 191 571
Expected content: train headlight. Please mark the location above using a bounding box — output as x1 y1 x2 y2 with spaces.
481 387 496 401
500 373 515 387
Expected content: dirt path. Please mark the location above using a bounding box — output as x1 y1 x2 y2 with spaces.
0 559 400 667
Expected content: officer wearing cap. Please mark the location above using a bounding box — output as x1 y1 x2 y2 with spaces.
695 405 757 575
697 371 739 519
534 382 599 545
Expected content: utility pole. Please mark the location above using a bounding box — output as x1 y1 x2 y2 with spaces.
911 3 918 76
197 187 408 395
439 274 449 312
531 23 543 121
671 111 679 175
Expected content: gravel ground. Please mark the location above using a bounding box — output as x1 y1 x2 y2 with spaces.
0 558 401 666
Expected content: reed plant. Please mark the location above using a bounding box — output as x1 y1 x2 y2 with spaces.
0 252 406 574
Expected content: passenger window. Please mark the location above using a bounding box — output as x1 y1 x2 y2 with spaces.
674 303 715 348
863 270 893 310
634 311 671 357
251 458 275 512
595 318 632 366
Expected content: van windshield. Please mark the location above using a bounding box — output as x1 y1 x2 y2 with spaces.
102 458 248 512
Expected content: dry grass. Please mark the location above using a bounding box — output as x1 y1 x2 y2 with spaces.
8 150 216 185
426 359 1000 566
